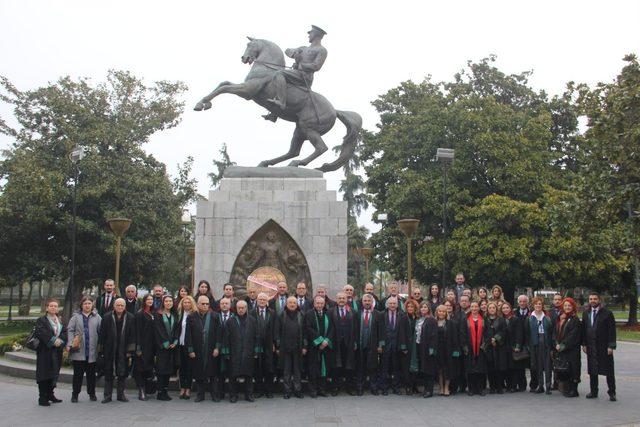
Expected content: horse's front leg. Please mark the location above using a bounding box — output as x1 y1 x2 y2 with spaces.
194 79 263 111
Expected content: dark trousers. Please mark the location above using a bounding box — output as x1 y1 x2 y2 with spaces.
230 375 253 397
423 374 435 394
487 370 504 391
332 342 355 391
590 373 616 395
158 374 170 395
254 355 274 394
529 367 539 390
134 367 154 390
452 361 467 393
534 342 552 390
378 349 402 392
467 373 486 394
71 360 96 396
355 348 378 392
37 379 54 402
281 351 302 393
505 368 517 391
514 368 527 391
195 377 219 399
103 374 126 399
178 347 192 390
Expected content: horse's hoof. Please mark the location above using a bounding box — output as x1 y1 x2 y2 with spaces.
288 161 302 167
202 101 212 110
194 102 204 111
257 162 269 167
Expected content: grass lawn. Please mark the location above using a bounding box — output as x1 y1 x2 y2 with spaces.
617 325 640 342
0 320 36 336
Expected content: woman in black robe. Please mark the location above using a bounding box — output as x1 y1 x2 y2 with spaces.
196 280 217 311
485 301 509 394
500 302 518 392
554 297 582 397
134 294 156 401
402 299 420 395
176 295 196 399
460 301 488 396
427 284 442 316
154 295 179 400
34 299 67 406
434 304 459 396
417 302 438 398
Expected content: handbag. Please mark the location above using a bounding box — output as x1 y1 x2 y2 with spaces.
512 348 530 362
25 326 40 351
553 356 570 373
70 333 82 352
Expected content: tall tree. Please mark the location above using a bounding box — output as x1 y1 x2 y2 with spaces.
0 71 195 316
208 143 235 187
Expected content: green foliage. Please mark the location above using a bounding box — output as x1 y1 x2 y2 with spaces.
0 71 194 292
0 333 28 355
208 143 235 188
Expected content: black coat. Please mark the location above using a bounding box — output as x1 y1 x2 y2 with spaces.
434 318 460 379
185 310 221 380
379 295 405 312
460 315 489 374
244 297 258 311
96 292 116 317
134 310 156 372
355 308 383 370
154 312 179 375
98 311 135 378
304 309 335 375
503 316 519 370
555 315 582 381
275 309 306 371
329 305 357 370
582 306 616 376
294 296 313 313
34 316 66 382
251 307 276 372
125 298 140 315
380 310 409 352
221 314 258 377
269 294 289 314
485 316 509 372
418 317 438 376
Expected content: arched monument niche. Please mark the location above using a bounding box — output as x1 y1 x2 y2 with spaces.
229 219 312 298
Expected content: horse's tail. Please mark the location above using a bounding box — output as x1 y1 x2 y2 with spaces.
317 110 363 173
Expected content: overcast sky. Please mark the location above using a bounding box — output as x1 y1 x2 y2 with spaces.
1 0 639 232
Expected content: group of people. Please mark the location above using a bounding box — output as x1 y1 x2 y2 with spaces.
33 273 618 407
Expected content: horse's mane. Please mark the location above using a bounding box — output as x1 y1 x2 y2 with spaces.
256 39 285 66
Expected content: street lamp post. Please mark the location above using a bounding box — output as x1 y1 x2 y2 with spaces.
63 145 85 319
107 218 132 294
397 219 420 298
7 286 13 321
436 148 455 288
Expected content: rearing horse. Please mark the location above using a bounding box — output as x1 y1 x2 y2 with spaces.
194 38 362 172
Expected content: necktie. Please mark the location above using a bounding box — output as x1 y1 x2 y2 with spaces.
223 314 227 323
261 309 265 320
364 310 370 326
341 308 345 318
280 296 285 309
391 312 395 328
591 309 597 326
299 298 303 307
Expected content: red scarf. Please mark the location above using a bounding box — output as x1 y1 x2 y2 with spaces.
467 314 483 356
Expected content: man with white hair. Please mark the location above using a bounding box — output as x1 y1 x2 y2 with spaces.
380 282 405 312
97 279 117 316
344 284 360 314
251 292 276 398
355 293 383 395
329 291 357 395
514 294 536 392
377 296 408 395
124 285 139 314
220 300 257 402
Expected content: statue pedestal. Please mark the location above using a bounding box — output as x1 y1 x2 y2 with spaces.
194 173 348 298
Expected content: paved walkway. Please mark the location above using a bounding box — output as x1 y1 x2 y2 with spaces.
1 342 639 426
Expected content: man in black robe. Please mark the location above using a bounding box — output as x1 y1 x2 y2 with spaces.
305 296 334 398
315 285 336 309
98 298 135 403
252 292 276 398
124 285 139 314
151 284 165 312
269 281 289 314
514 294 536 391
355 294 382 395
186 295 221 402
582 292 617 401
364 282 381 310
275 296 307 398
380 283 405 312
221 300 259 402
377 296 408 395
217 297 234 399
244 284 258 311
344 285 360 314
96 279 117 317
329 291 357 396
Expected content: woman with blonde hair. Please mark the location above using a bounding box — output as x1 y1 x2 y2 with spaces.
402 298 420 395
177 295 197 399
485 301 508 394
489 285 505 303
434 304 460 396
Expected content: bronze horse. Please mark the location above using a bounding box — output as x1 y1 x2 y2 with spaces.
194 38 362 172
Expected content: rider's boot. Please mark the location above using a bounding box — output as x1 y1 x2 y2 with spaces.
262 112 278 122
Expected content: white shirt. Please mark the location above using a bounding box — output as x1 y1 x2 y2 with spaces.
179 312 189 345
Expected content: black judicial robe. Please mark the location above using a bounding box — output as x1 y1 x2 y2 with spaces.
34 316 67 382
435 318 460 379
98 311 135 377
304 309 335 377
582 306 616 376
185 310 221 380
418 317 438 376
221 314 259 377
355 308 383 370
154 312 179 376
275 309 306 371
251 307 276 372
460 315 489 374
485 316 510 371
329 305 357 370
134 310 156 372
555 315 582 381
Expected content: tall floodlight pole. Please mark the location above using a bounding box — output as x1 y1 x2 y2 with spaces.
436 148 455 289
397 219 420 298
107 218 132 294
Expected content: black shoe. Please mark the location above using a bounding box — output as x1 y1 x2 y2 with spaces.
101 397 112 404
38 399 50 406
609 394 617 402
89 394 97 401
309 391 317 398
479 390 486 396
283 393 290 399
245 394 255 402
157 393 171 401
318 391 328 397
117 395 129 402
381 390 388 396
356 389 363 396
370 389 379 396
489 389 496 395
545 390 552 395
294 391 304 399
392 389 402 395
229 395 238 403
212 394 221 402
49 395 62 403
265 392 273 399
467 391 474 396
71 394 78 403
586 392 598 399
423 391 433 398
254 392 264 399
330 389 338 396
497 389 504 395
194 395 205 402
564 390 579 398
535 387 544 394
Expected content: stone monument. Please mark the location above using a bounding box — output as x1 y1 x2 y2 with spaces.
193 27 359 297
